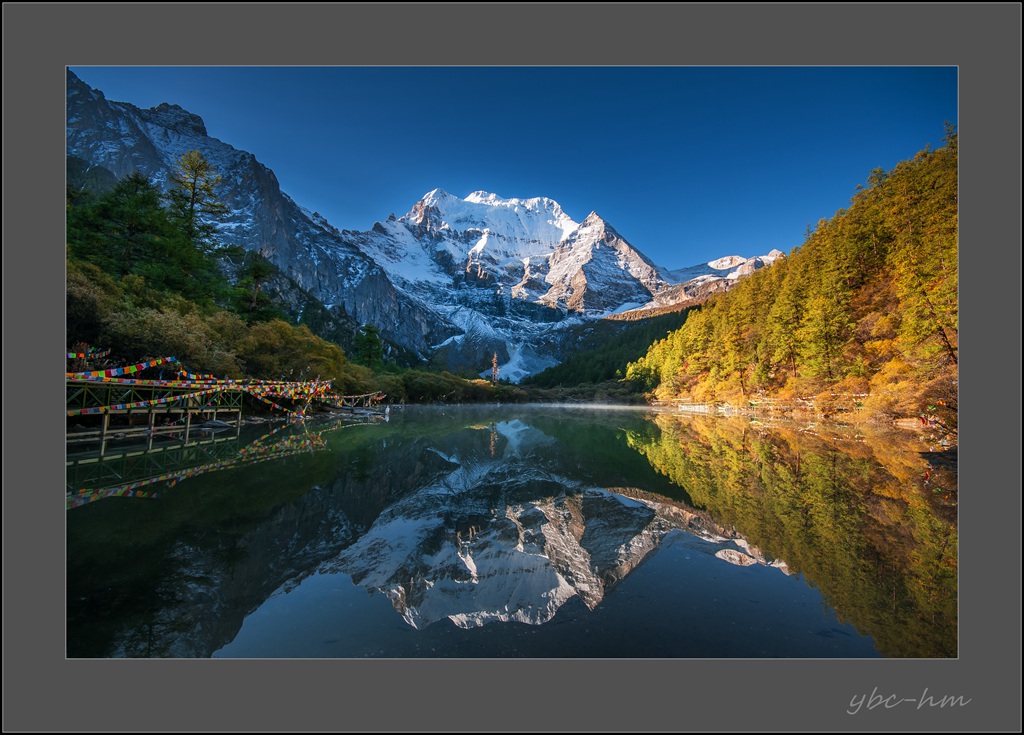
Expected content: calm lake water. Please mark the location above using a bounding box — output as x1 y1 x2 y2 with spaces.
66 404 957 658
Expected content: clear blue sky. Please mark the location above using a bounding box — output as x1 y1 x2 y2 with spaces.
69 66 957 270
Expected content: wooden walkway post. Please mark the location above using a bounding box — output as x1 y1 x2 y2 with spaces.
99 413 109 458
147 411 156 450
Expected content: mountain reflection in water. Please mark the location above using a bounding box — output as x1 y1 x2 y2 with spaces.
66 406 956 658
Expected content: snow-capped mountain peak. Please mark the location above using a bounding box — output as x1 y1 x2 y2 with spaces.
420 187 459 208
464 190 506 205
381 191 660 310
402 189 578 243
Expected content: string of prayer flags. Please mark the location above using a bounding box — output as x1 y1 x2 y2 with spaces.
67 347 111 359
67 356 178 380
177 369 216 380
66 387 223 417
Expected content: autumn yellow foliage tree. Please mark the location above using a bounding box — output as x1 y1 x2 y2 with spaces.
627 129 958 425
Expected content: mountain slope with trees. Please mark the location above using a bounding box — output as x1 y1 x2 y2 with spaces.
67 152 367 390
65 151 528 404
522 309 692 394
626 129 958 426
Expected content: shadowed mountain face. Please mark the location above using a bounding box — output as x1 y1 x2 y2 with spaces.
66 70 781 376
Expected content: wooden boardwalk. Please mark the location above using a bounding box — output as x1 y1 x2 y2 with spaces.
67 379 246 450
318 391 387 413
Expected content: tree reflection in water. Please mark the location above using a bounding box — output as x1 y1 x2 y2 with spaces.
625 413 957 658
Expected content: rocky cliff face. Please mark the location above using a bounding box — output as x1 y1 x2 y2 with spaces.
66 70 782 376
66 70 457 357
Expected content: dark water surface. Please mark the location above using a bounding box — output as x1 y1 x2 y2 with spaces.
66 405 957 658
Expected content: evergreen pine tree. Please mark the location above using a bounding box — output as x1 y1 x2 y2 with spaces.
94 172 176 277
167 150 228 253
354 324 385 369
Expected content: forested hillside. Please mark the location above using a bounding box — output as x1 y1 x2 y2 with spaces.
524 309 692 388
627 129 958 425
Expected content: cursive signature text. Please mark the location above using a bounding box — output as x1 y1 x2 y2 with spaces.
848 687 972 715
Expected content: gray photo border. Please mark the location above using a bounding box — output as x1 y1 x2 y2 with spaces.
3 2 1021 732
